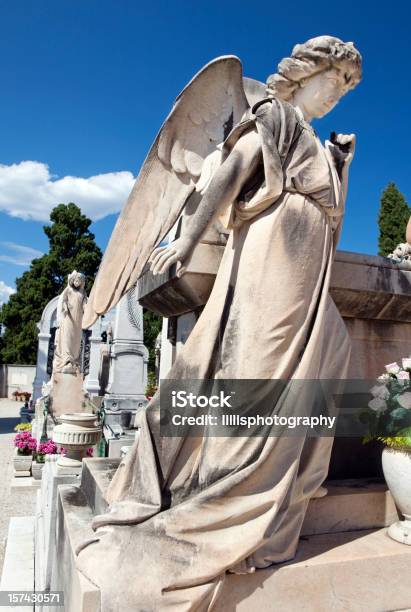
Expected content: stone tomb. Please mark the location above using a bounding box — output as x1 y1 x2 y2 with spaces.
47 458 409 612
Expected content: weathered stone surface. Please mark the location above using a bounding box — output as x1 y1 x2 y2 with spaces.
217 528 411 612
331 251 411 323
139 248 411 325
104 290 148 413
78 460 398 537
138 242 226 317
35 459 79 593
80 458 120 515
51 473 406 612
0 517 34 595
50 371 86 416
50 486 99 612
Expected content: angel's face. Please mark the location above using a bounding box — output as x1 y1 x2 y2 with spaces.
293 66 350 121
71 273 84 289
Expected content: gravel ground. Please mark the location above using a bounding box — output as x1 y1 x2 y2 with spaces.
0 399 37 575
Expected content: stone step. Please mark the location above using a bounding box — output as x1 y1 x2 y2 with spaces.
302 478 398 536
80 457 120 515
80 459 399 536
0 517 34 612
217 528 411 612
55 481 410 612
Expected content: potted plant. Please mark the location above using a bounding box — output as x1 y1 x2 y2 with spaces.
32 439 58 479
361 359 411 545
13 430 36 475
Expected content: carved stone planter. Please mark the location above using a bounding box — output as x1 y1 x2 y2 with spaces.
13 450 32 476
31 461 45 480
382 446 411 545
53 413 101 470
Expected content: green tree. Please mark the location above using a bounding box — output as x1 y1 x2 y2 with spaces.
378 183 410 256
143 309 162 375
0 203 102 364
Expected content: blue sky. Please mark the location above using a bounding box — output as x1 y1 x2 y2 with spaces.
0 0 410 302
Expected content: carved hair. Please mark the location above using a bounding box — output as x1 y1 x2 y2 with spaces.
266 36 362 101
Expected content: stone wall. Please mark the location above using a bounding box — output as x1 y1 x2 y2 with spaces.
0 364 36 399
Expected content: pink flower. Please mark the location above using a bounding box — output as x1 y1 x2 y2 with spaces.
14 431 37 454
37 439 58 456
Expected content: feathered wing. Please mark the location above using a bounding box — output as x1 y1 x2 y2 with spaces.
83 55 249 328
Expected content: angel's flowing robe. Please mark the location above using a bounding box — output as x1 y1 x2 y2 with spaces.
77 98 351 610
53 286 85 372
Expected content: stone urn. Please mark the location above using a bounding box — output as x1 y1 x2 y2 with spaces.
53 413 101 470
382 446 411 545
13 449 32 476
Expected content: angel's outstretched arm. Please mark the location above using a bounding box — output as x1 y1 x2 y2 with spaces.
150 128 262 275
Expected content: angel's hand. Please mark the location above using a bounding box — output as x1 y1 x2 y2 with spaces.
329 133 356 169
149 237 194 276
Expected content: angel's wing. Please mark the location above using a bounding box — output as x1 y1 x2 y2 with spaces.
83 55 248 328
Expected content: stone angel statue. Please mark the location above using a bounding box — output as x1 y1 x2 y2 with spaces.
53 271 87 374
79 36 362 611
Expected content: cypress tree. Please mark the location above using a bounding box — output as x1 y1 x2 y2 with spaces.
378 183 410 256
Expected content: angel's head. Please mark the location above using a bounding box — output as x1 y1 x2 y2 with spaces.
68 270 86 290
266 36 362 120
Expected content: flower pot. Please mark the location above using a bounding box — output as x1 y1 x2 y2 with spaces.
13 449 32 476
31 461 45 480
382 446 411 545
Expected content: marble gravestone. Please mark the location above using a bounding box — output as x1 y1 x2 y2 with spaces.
103 286 149 414
33 296 59 403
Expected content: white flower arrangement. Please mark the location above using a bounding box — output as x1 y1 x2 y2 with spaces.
361 358 411 449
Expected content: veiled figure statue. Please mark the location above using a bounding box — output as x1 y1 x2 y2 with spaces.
79 36 362 610
53 271 87 374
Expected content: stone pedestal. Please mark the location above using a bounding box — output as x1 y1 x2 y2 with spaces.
35 458 79 594
104 289 149 413
50 371 86 417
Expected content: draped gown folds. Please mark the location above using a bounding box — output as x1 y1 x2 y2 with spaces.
77 98 352 611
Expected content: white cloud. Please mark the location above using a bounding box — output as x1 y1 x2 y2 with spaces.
0 281 15 305
0 161 135 222
0 242 43 266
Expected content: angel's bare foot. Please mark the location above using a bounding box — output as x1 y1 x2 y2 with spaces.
311 485 328 499
228 557 256 575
